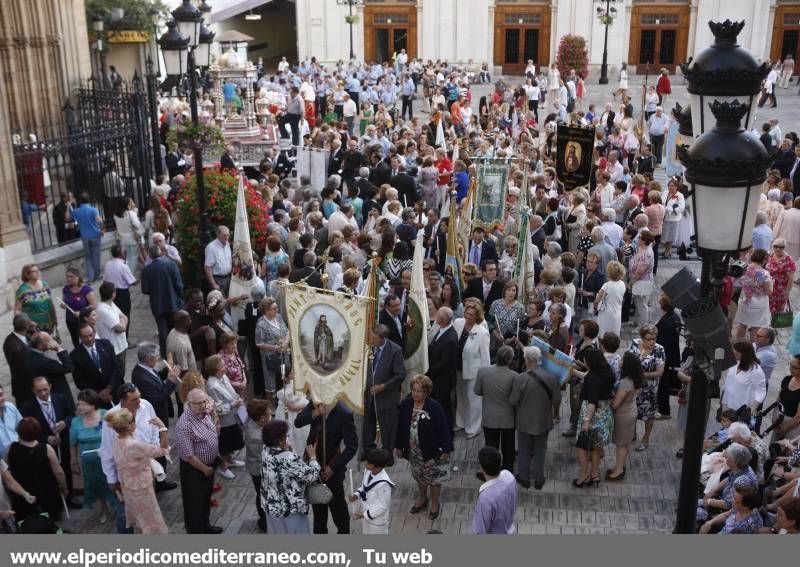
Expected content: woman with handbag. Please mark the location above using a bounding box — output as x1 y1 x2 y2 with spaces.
606 352 644 480
628 324 665 451
395 375 454 521
255 297 290 401
766 238 796 318
734 249 774 339
204 355 246 480
570 349 615 488
261 419 319 534
629 230 656 327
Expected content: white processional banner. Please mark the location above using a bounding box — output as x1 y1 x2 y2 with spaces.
284 284 371 413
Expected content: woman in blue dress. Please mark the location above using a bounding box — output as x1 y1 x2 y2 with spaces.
69 389 116 523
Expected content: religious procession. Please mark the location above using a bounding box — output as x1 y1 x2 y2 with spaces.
3 10 800 539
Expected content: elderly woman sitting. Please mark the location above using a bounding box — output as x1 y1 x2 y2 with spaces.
700 480 763 534
726 421 770 482
697 442 758 524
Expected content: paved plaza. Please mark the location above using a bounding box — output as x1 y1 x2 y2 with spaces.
1 76 798 534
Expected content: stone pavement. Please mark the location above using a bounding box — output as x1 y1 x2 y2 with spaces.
1 77 799 535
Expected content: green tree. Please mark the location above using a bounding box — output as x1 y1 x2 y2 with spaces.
86 0 168 33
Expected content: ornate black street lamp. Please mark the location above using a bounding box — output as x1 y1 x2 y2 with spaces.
673 20 772 534
336 0 365 61
158 0 215 256
595 0 618 85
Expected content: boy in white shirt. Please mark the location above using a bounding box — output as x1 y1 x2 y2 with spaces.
350 448 395 534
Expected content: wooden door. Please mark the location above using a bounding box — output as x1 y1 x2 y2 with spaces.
771 5 800 65
493 5 550 75
363 4 417 64
628 4 689 74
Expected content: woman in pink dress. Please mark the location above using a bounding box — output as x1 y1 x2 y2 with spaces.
766 238 797 314
218 332 247 397
105 409 170 534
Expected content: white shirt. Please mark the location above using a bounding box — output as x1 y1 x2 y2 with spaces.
204 238 232 276
96 301 128 355
597 183 615 209
722 363 767 411
99 400 159 485
435 324 453 342
343 99 358 118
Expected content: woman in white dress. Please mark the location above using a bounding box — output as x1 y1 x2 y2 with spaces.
275 374 310 457
547 63 561 109
594 261 627 337
453 302 490 438
616 63 629 100
721 341 767 414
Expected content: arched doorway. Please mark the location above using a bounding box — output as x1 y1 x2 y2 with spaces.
628 1 690 74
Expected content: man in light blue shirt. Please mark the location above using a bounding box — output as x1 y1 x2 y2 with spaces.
647 107 669 165
0 386 22 456
753 327 778 385
400 74 415 121
751 211 773 252
346 73 362 107
70 193 104 282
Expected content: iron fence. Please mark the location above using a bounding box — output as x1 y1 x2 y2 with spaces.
12 75 155 251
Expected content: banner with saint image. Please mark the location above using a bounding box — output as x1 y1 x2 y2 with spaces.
555 123 595 191
473 161 510 232
284 284 372 413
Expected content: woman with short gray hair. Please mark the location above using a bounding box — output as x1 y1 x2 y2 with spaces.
697 442 758 522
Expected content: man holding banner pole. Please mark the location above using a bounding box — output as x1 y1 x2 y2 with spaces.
362 325 406 459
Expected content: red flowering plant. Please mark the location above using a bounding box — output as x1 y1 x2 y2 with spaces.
556 35 589 80
173 167 269 288
166 121 225 152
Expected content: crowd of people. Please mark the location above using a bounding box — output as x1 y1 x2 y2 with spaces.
3 52 800 535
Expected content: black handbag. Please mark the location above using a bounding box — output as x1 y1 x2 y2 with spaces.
575 430 592 451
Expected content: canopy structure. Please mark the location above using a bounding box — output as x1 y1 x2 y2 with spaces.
207 1 273 24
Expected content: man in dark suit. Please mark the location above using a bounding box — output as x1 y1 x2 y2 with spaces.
789 144 800 197
165 144 187 179
131 343 180 425
70 323 123 408
395 209 418 247
295 400 358 534
465 226 498 268
141 245 184 358
22 376 79 507
530 215 547 258
773 139 796 178
463 260 503 312
427 307 459 428
389 157 420 206
219 144 237 172
432 217 449 274
363 325 406 457
26 332 75 411
4 313 33 406
369 152 391 187
328 140 345 178
474 346 519 472
340 139 365 185
378 294 406 348
353 167 376 199
289 251 324 289
423 209 440 258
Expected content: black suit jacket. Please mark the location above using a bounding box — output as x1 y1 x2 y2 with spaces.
466 240 498 267
378 309 405 348
354 177 376 200
220 152 236 172
463 277 503 311
390 173 419 205
314 226 330 256
365 340 406 412
25 349 75 411
289 267 324 289
328 148 345 177
70 339 123 397
141 257 184 316
4 333 29 405
427 327 459 395
131 364 176 424
21 393 74 445
370 160 391 187
295 401 358 481
395 222 417 247
165 152 186 179
773 149 795 178
531 227 546 257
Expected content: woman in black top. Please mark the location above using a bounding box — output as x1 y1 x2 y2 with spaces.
571 349 615 488
655 295 682 418
775 355 800 440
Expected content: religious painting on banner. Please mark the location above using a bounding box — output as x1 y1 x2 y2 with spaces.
473 161 510 232
285 284 372 413
555 123 595 191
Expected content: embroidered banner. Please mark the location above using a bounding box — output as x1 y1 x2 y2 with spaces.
555 123 595 191
284 284 372 413
473 161 510 232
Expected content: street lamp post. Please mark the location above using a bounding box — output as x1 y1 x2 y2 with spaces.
595 0 618 85
91 14 109 88
159 0 215 254
336 0 364 61
674 20 771 534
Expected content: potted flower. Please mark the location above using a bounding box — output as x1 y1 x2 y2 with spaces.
166 121 226 152
344 14 359 24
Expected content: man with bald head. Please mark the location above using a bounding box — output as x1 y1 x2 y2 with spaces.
427 307 459 428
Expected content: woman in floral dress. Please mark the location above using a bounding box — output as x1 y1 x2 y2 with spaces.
218 332 247 397
628 324 665 452
766 238 797 314
487 281 526 359
106 409 170 534
15 263 56 333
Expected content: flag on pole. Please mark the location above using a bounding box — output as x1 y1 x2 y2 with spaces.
514 208 536 304
445 191 463 294
458 178 476 264
228 174 258 329
404 230 429 376
361 253 382 332
435 116 446 150
451 138 459 163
